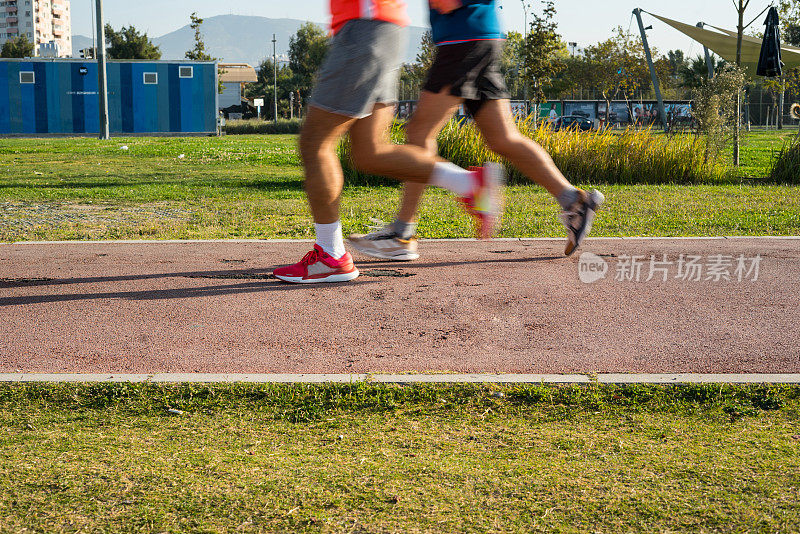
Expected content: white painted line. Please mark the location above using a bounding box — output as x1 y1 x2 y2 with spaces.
0 373 798 384
4 239 312 245
0 373 153 383
148 373 368 383
3 236 800 246
371 374 591 384
598 374 800 384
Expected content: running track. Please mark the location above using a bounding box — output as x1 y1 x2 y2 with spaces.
1 238 798 375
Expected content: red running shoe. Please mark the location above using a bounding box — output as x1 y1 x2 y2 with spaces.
459 162 504 239
273 244 360 284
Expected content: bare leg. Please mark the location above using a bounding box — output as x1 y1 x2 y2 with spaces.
299 105 357 224
397 90 463 223
473 99 573 198
348 103 439 183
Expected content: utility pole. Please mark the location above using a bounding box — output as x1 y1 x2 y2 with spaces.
633 9 667 131
95 0 109 139
90 0 96 54
272 34 278 124
521 0 529 116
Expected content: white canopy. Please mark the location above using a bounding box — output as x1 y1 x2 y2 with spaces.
646 12 800 75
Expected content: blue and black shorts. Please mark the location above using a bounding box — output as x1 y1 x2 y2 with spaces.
423 40 510 116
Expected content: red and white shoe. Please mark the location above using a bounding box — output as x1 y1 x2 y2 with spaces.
273 245 360 284
459 162 504 239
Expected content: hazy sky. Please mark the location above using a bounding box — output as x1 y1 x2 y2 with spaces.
74 0 774 58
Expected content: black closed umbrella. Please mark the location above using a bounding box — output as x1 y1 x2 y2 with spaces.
757 7 783 77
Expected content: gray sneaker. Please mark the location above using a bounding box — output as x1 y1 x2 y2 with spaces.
560 189 604 256
347 221 420 261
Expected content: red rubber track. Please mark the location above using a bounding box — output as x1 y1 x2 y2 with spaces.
0 239 797 374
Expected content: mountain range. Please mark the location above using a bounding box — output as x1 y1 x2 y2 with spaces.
72 15 428 67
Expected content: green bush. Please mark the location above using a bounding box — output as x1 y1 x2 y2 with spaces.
768 136 800 184
339 118 732 186
225 118 303 135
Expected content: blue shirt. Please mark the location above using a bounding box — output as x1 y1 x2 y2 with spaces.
429 0 504 45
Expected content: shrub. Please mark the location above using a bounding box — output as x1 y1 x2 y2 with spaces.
691 65 746 165
339 118 731 186
768 136 800 184
225 118 302 135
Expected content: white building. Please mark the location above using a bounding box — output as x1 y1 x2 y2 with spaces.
0 0 71 57
218 63 258 110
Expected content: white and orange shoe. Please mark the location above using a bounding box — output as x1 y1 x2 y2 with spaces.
347 220 420 261
460 162 504 239
273 245 360 284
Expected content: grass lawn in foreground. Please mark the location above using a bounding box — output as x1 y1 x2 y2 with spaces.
1 384 797 533
0 133 798 242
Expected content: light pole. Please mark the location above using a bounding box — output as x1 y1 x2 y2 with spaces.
521 0 529 115
272 34 278 124
95 0 109 139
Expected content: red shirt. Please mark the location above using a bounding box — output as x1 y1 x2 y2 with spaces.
330 0 410 34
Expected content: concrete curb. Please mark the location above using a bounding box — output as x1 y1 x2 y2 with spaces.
1 373 799 384
3 236 800 246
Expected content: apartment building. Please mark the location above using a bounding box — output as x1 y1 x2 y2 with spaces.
0 0 71 57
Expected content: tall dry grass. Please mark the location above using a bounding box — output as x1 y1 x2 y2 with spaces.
768 135 800 184
340 118 732 186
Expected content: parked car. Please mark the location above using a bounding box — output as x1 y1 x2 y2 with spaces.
554 115 594 131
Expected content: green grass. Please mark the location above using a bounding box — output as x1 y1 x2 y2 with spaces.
1 134 798 242
1 383 798 533
736 129 799 180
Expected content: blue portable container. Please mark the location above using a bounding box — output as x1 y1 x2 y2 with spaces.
0 59 218 136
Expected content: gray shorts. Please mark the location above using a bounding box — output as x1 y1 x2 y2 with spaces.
309 19 406 119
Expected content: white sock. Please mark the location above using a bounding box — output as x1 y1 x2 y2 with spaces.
429 162 474 197
315 221 346 259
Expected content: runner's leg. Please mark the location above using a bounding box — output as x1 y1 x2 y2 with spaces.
299 105 357 225
473 99 604 256
473 99 574 201
395 90 463 227
348 103 436 184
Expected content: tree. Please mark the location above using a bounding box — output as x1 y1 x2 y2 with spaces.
779 0 800 46
680 55 724 89
553 55 592 99
500 31 526 99
105 24 161 60
185 12 214 61
612 28 657 100
416 31 437 72
667 50 687 78
520 1 565 119
778 0 800 100
1 35 34 58
288 22 329 102
581 39 622 121
399 31 438 100
246 58 295 119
